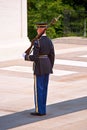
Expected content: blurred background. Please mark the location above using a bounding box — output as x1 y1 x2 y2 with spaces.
27 0 87 40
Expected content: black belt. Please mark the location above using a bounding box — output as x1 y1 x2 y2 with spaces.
39 55 48 58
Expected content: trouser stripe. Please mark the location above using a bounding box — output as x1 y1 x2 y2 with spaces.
34 75 38 112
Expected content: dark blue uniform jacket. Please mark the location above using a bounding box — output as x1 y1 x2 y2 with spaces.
25 36 55 75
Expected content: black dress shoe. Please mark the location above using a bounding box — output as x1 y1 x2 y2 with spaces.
30 112 46 116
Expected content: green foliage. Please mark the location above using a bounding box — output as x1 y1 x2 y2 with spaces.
27 0 63 40
46 27 56 39
27 0 87 40
62 0 87 11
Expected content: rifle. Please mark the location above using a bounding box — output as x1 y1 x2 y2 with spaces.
25 15 62 55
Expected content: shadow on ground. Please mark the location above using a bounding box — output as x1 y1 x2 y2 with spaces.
0 96 87 130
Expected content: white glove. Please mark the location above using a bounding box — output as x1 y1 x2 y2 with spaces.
22 53 26 58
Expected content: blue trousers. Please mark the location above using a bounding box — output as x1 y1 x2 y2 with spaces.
34 74 49 114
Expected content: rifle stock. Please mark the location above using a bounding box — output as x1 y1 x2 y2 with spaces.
25 15 61 55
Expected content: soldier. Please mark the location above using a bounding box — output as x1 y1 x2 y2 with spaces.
24 22 55 116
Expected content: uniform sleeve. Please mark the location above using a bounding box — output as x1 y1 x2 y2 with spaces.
48 41 55 68
26 40 40 61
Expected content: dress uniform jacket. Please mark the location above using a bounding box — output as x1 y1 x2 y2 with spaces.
25 35 55 76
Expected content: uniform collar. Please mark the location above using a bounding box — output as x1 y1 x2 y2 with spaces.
42 33 46 36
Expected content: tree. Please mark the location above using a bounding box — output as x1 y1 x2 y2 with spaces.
62 0 87 11
27 0 63 40
27 0 87 39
